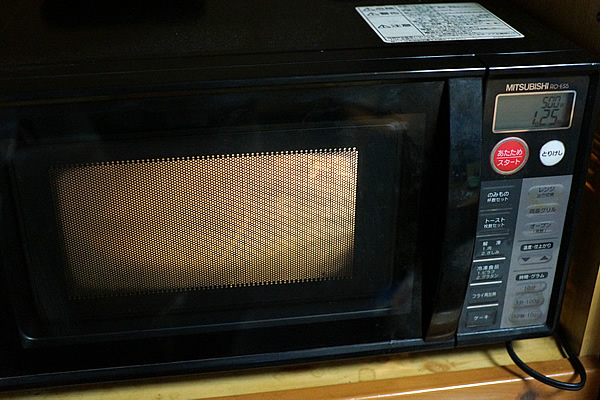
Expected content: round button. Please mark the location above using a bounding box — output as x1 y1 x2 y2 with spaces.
490 137 529 175
539 140 565 167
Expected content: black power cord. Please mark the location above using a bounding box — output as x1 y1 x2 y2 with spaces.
505 327 586 391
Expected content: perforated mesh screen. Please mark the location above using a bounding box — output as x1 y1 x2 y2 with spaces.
50 149 358 298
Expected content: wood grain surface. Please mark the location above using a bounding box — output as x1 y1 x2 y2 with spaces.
0 337 590 400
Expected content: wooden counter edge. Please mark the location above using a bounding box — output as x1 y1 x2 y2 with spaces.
211 356 600 400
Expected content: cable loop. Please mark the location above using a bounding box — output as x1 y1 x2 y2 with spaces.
505 327 586 391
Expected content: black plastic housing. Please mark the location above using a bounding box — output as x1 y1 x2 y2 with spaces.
0 0 599 391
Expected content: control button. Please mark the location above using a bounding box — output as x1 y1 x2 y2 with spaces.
478 213 511 235
508 308 543 324
517 282 548 293
473 261 504 282
518 253 552 265
469 286 501 305
528 184 564 202
516 271 549 281
527 203 559 217
539 140 566 167
520 242 554 252
513 293 545 308
490 137 529 175
475 238 508 258
466 309 497 328
523 221 556 236
481 186 517 209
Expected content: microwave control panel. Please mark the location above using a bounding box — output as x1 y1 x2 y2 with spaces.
457 75 590 336
459 176 571 331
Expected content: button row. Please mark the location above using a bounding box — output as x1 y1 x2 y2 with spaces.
490 137 566 176
464 180 518 330
464 177 566 330
519 254 551 265
500 176 570 329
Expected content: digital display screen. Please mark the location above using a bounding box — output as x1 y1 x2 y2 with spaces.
493 91 576 133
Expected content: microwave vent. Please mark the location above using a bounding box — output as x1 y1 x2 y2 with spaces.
49 149 359 298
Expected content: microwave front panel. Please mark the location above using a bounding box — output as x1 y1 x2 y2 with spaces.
457 75 590 338
4 81 444 344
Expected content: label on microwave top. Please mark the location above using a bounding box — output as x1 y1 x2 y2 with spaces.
356 3 523 43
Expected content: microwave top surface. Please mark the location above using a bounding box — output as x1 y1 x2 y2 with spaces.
0 0 593 80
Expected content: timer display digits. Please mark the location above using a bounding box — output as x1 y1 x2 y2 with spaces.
493 91 576 133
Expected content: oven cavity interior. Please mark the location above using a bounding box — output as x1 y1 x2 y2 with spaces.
50 148 359 298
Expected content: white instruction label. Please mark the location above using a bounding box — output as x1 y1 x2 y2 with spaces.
356 3 523 43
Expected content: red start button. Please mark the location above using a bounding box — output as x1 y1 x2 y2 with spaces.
490 137 529 175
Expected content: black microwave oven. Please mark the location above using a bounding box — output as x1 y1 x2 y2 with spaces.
1 0 599 390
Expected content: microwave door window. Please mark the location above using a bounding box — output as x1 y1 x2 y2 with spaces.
8 81 442 344
50 150 359 298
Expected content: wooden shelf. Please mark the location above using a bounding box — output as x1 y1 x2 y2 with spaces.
2 336 597 399
209 357 599 400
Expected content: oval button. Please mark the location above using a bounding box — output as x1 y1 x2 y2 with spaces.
513 293 545 308
540 140 565 167
509 308 543 324
517 282 548 293
523 221 556 236
528 184 564 202
490 137 529 175
527 203 559 217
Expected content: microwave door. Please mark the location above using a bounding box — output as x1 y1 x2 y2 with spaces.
2 68 593 388
9 123 414 341
3 80 453 379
